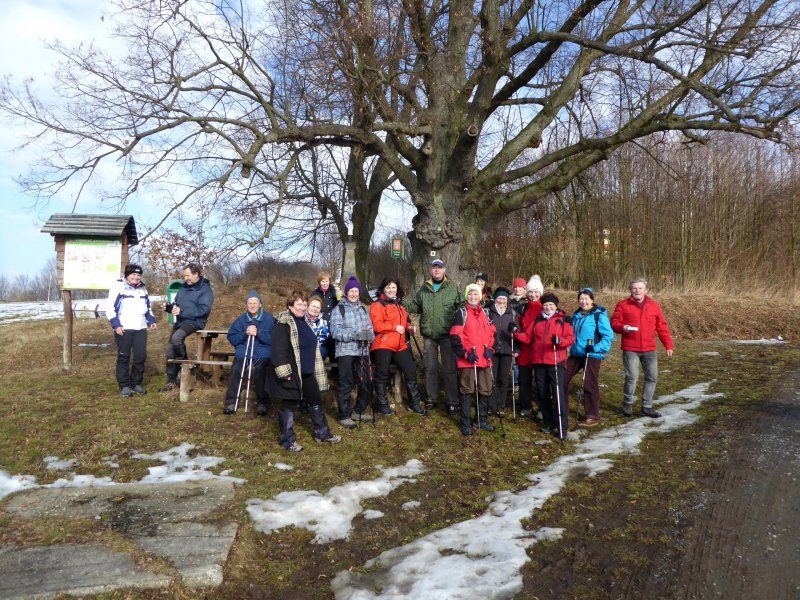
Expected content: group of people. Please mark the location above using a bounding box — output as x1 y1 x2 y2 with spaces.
106 260 674 450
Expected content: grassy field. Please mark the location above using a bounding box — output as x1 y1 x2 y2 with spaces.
0 307 797 599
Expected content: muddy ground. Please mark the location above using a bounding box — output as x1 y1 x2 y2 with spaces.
522 367 800 600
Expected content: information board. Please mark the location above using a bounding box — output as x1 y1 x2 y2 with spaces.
63 237 122 290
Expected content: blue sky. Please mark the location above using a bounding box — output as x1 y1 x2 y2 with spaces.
0 1 414 281
0 1 118 279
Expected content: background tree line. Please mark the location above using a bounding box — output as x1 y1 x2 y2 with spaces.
4 128 798 303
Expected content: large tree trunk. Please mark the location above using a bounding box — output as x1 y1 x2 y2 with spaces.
408 189 492 290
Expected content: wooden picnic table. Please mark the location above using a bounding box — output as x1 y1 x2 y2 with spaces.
196 329 229 362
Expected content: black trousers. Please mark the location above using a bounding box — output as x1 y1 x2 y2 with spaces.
336 354 372 418
225 358 270 408
371 348 416 389
535 363 568 435
517 365 536 412
490 354 512 411
114 328 148 388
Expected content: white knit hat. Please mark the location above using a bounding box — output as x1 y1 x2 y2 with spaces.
526 275 544 293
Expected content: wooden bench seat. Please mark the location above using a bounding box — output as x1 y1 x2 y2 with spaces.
167 359 233 403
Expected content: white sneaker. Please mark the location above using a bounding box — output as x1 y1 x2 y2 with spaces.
286 441 304 452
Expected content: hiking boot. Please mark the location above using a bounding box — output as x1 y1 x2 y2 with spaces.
461 427 473 436
223 405 236 415
338 417 357 429
447 405 458 417
286 441 304 452
120 386 133 397
408 404 426 416
621 404 634 417
351 411 374 423
159 382 178 393
375 405 396 416
131 385 147 395
540 425 556 434
425 401 437 411
315 434 342 444
578 418 599 427
477 421 495 432
641 407 662 418
256 404 268 417
519 409 532 418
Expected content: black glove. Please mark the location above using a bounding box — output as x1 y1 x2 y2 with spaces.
551 335 560 346
508 321 519 333
467 349 479 363
356 329 372 342
586 340 594 353
164 302 174 313
484 346 494 359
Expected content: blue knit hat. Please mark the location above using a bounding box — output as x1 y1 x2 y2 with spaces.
246 290 262 304
578 287 594 300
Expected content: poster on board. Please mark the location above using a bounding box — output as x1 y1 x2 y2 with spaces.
63 237 122 290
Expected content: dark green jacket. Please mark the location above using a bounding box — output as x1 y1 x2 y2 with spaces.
404 276 462 340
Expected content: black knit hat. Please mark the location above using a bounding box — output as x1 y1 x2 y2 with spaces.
540 292 559 306
124 264 143 277
493 287 510 299
476 272 490 284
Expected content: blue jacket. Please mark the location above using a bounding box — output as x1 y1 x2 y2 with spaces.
329 300 374 357
305 314 331 359
227 309 276 361
569 306 614 359
173 277 214 329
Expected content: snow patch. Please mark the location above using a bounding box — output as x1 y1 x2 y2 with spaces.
363 510 384 520
246 459 426 543
274 463 294 471
331 382 721 599
401 500 421 511
44 456 78 471
734 338 787 345
0 443 245 501
698 351 720 357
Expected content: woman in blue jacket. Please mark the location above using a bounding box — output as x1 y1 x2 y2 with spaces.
564 288 614 427
223 290 276 416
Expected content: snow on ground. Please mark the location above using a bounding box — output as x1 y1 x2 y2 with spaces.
698 351 721 357
734 338 787 345
246 459 426 544
0 443 245 500
0 297 163 326
330 382 722 600
401 500 421 511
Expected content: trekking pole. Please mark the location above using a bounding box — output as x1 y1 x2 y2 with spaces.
243 333 255 414
233 335 253 413
472 347 480 436
410 333 424 362
365 342 376 428
578 342 590 422
511 336 517 422
553 344 564 444
485 349 505 439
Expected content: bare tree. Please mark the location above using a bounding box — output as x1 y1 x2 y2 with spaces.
2 0 799 285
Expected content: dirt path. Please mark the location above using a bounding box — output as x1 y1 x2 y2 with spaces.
643 368 800 599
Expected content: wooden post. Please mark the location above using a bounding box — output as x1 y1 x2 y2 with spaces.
62 289 73 371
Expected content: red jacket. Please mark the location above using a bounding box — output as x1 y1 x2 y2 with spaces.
512 301 541 367
370 296 411 352
515 309 575 365
450 303 496 369
611 295 673 352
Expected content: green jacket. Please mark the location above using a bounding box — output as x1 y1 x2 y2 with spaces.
404 276 462 340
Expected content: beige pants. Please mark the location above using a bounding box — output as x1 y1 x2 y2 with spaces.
458 367 493 396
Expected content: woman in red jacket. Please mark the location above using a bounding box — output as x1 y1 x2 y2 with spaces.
370 277 426 416
525 292 575 440
450 284 497 435
513 275 544 419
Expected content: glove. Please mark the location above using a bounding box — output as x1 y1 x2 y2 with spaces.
163 302 174 313
356 329 372 342
508 321 519 333
484 346 494 359
551 335 560 346
586 340 594 353
466 349 479 364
